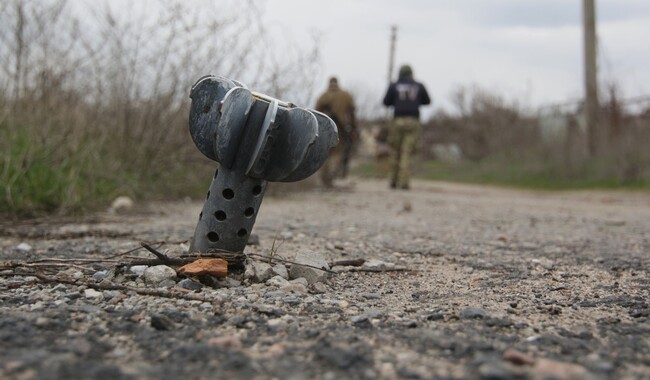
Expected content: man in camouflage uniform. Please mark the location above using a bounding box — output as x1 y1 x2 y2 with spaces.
383 65 431 190
316 77 357 187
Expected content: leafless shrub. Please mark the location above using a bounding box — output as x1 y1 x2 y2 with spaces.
423 85 538 161
0 0 322 214
420 83 650 185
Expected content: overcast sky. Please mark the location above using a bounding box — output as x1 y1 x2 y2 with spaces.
261 0 650 116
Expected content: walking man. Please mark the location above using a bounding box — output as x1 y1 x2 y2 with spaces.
383 64 431 190
316 77 357 187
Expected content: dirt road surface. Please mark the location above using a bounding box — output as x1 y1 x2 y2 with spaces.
1 179 649 379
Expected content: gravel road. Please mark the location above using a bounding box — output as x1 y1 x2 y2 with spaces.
1 179 649 379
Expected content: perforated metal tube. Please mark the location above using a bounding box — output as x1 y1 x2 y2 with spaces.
187 75 337 253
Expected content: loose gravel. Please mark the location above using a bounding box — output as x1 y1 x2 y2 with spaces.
1 179 649 379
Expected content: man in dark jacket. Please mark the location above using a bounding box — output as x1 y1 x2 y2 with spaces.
383 64 431 189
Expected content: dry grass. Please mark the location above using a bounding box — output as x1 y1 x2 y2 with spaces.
416 85 650 188
0 0 321 216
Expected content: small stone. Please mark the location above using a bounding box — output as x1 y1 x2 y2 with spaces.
280 283 308 293
29 302 45 311
102 290 122 299
84 289 104 299
150 314 175 331
351 315 368 324
459 307 488 319
247 261 274 283
363 308 383 319
267 275 290 288
218 277 242 288
283 296 302 306
362 259 388 270
264 290 287 298
289 251 330 285
290 277 309 287
159 279 177 288
92 271 108 281
16 242 32 251
267 318 287 330
271 264 289 279
178 258 227 278
129 265 148 276
325 242 335 251
280 231 294 240
310 282 328 294
255 304 284 317
143 265 177 284
464 267 474 274
178 278 203 290
503 348 535 366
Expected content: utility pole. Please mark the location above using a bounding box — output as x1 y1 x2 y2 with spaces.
387 25 398 85
583 0 599 156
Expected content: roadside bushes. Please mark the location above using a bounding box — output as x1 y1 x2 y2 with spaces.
0 0 320 216
418 85 650 188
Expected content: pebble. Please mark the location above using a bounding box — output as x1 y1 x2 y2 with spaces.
267 275 290 288
280 283 308 293
267 318 287 330
502 348 535 365
283 296 302 306
247 261 273 283
362 259 389 270
16 242 32 251
129 265 148 276
143 265 177 284
102 290 122 299
459 307 488 319
264 290 288 298
158 279 177 288
84 289 104 299
92 271 108 281
271 264 289 279
289 251 330 284
178 278 203 290
280 231 294 240
150 314 175 331
310 282 328 294
290 277 309 287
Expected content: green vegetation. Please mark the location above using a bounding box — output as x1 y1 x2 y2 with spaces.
0 1 319 217
354 158 650 191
